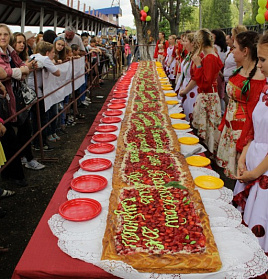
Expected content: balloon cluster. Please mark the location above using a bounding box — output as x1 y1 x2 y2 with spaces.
140 6 151 22
256 0 268 24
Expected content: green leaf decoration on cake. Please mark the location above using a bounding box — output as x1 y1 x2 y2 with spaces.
164 181 187 189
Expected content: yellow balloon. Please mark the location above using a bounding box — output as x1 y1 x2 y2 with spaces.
256 13 265 24
258 0 267 8
144 6 149 13
258 7 266 14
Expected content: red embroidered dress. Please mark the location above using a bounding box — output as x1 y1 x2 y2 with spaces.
216 74 265 178
233 87 268 254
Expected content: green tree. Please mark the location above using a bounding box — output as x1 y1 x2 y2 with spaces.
251 0 259 24
130 0 158 60
201 0 232 29
156 0 198 35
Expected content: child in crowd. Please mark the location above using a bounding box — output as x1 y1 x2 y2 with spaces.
27 41 60 149
71 44 80 58
65 46 73 60
70 44 85 119
80 36 91 106
53 37 66 63
233 32 268 255
124 38 132 69
191 28 223 155
157 43 165 65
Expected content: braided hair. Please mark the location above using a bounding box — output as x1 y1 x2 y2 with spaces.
231 31 259 96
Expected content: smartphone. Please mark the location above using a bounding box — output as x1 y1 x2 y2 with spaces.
28 56 35 62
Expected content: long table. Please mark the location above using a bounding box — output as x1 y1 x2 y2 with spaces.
13 64 268 279
12 88 120 279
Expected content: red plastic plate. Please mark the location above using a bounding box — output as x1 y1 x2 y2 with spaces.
80 158 112 172
101 117 122 124
95 125 118 133
87 143 115 154
113 93 128 99
115 88 129 91
92 133 117 143
71 175 108 193
59 198 102 221
108 103 126 109
104 110 123 116
110 99 126 104
113 90 128 94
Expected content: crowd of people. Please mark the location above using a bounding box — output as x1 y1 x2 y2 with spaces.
155 26 268 255
0 24 129 234
1 20 268 258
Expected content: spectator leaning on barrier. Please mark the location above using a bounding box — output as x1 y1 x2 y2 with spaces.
61 26 85 56
88 38 103 84
27 41 60 150
24 30 36 57
10 32 45 170
53 37 66 63
0 23 29 186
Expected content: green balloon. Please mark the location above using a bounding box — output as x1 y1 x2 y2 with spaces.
258 7 266 14
258 0 267 8
146 15 151 22
256 13 265 24
144 6 149 13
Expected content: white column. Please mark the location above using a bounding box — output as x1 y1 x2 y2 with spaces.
65 14 68 28
82 18 85 32
76 16 79 32
21 1 26 33
94 22 97 36
40 7 44 32
54 11 57 33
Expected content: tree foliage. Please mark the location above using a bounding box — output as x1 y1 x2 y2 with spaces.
130 0 158 60
156 0 198 35
201 0 232 29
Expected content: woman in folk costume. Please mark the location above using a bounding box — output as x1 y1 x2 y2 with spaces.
191 29 223 155
164 35 177 88
233 32 268 256
154 32 168 65
175 33 198 121
216 31 265 179
174 34 188 85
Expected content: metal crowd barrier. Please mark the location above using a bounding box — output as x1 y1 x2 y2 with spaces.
0 49 123 173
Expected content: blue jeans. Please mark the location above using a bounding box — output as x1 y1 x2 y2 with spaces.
126 54 132 68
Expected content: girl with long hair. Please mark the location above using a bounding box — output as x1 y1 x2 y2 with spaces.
233 32 268 255
216 31 265 179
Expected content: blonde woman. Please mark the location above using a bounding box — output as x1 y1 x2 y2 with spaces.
176 33 198 121
191 29 223 155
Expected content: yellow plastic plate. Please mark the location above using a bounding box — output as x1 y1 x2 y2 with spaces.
178 137 199 145
186 156 211 167
162 86 173 89
194 175 224 189
166 100 179 105
165 93 177 97
172 123 190 130
170 113 186 119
